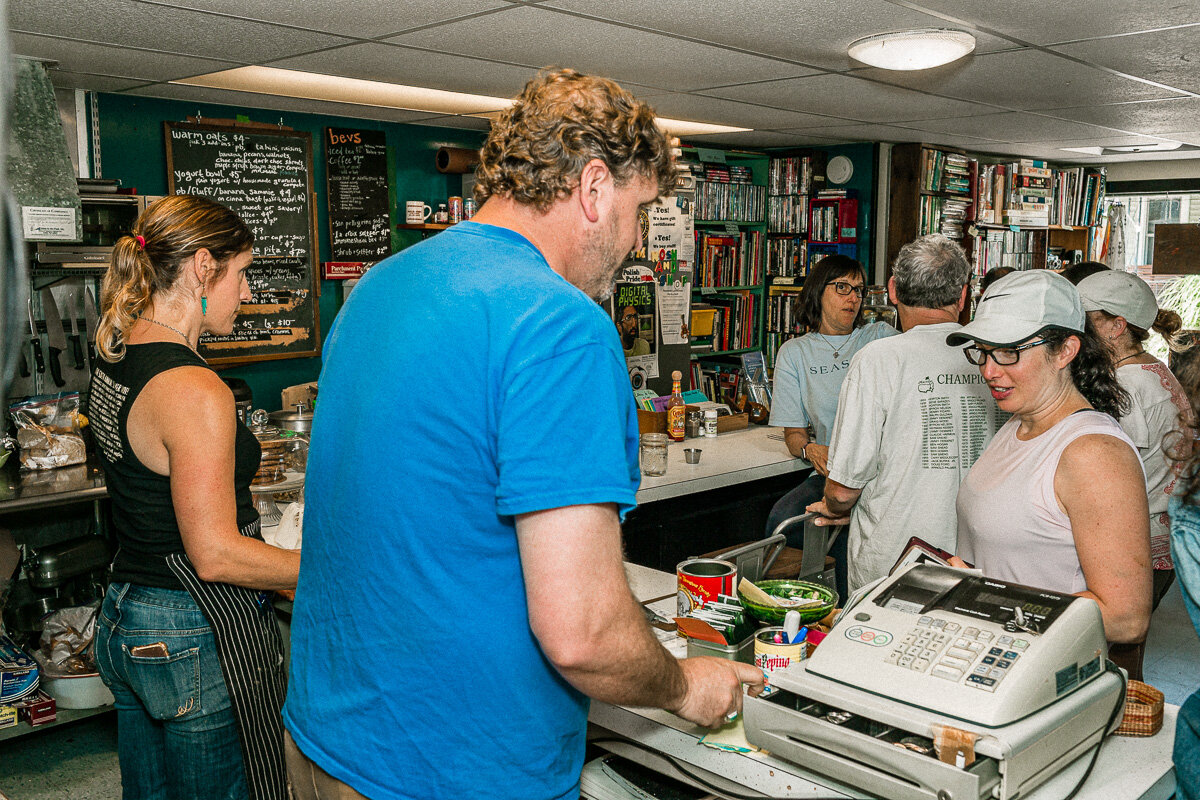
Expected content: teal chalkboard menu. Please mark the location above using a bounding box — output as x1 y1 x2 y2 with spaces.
164 121 320 365
324 127 391 264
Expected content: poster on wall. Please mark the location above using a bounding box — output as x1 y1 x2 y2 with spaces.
612 264 659 382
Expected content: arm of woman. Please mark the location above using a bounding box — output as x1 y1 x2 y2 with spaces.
783 427 810 459
1056 434 1152 644
155 369 300 589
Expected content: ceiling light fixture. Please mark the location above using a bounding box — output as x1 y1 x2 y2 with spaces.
848 29 976 71
172 66 751 136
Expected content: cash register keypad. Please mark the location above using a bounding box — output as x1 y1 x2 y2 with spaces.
888 617 1021 691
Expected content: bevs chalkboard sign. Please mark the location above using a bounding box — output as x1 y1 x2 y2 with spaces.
324 127 391 271
164 120 320 365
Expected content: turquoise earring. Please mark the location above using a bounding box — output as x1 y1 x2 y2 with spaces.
201 295 207 316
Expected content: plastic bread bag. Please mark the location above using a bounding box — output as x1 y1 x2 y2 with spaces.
9 392 88 470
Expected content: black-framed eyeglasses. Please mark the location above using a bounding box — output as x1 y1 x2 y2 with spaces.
827 281 865 298
962 339 1048 366
620 312 638 322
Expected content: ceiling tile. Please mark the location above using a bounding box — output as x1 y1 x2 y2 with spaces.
907 111 1128 143
539 0 1016 71
707 73 998 123
1155 131 1200 146
682 130 847 148
784 122 936 145
1046 98 1200 135
384 6 814 92
132 82 455 125
270 43 539 98
642 93 850 130
143 0 514 40
856 49 1189 111
45 69 152 93
10 0 353 64
12 32 241 83
1051 26 1200 95
904 0 1200 45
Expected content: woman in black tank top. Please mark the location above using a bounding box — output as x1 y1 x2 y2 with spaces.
88 195 299 800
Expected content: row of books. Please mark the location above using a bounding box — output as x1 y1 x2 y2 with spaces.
766 195 809 233
767 155 815 196
688 362 743 407
694 230 764 287
921 148 971 195
689 293 757 354
767 290 806 336
695 181 766 223
810 203 848 242
692 162 754 184
972 229 1041 274
767 236 807 279
918 195 972 239
975 160 1106 227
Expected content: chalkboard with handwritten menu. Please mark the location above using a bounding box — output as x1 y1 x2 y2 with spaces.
324 127 391 264
164 121 320 365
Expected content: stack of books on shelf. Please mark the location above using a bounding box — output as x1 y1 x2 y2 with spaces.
1053 167 1107 227
1004 160 1053 226
689 293 757 353
695 230 764 287
767 195 808 233
974 228 1040 273
921 148 971 193
767 237 807 279
695 179 766 222
975 161 1106 227
810 204 842 242
918 195 972 238
768 155 814 196
689 362 743 406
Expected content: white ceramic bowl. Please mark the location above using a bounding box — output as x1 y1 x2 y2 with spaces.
42 673 114 709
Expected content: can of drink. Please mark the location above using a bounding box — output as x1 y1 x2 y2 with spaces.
754 627 806 675
448 196 463 223
463 197 477 220
677 558 737 616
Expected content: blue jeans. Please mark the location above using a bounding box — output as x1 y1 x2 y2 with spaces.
95 582 247 800
1171 495 1200 800
764 470 848 599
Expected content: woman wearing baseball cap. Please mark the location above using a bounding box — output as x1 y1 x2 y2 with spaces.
949 270 1151 644
1075 270 1193 672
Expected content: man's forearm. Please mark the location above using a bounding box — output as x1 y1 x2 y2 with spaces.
823 477 862 517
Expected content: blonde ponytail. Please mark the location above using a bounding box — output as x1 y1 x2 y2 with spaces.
98 235 155 362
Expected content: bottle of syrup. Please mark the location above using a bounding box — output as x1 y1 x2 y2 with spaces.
666 370 686 442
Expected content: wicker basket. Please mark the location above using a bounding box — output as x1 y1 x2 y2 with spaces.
1114 680 1164 737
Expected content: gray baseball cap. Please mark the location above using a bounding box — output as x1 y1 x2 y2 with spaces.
946 270 1085 347
1076 269 1158 331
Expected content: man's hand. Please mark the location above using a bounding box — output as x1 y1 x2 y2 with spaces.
806 443 830 476
806 498 851 527
666 657 767 728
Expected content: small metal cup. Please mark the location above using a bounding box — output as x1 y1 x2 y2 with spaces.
683 448 702 464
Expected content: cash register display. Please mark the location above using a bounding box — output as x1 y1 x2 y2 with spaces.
876 568 1071 630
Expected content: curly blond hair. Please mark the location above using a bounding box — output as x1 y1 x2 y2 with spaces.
98 194 253 361
475 68 677 210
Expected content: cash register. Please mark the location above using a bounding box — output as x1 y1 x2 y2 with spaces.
744 563 1127 800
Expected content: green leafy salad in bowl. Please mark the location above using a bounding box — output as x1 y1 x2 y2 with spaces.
738 579 838 624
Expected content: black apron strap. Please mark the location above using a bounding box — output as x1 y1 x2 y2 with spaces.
166 520 288 800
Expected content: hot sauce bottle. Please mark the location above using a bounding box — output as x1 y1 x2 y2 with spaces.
666 370 686 442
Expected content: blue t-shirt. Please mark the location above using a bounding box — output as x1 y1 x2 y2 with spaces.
768 322 896 444
283 222 641 800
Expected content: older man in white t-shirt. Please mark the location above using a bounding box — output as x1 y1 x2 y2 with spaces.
808 235 1005 592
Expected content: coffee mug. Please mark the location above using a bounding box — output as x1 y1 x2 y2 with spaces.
406 201 432 224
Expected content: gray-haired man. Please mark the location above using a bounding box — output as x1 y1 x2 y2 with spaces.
808 234 1004 592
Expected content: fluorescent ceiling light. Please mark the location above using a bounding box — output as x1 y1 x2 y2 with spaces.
1106 141 1183 153
848 29 976 71
172 67 751 136
173 66 511 115
1060 146 1104 156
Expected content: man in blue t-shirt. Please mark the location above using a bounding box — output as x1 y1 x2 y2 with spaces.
283 68 765 800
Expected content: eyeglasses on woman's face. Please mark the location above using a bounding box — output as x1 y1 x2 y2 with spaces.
826 281 865 298
962 339 1048 366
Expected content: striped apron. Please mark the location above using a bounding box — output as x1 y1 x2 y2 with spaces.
167 519 288 800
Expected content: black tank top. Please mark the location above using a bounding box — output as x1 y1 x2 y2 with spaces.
88 342 261 589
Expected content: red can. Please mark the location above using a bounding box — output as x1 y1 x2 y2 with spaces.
677 558 737 616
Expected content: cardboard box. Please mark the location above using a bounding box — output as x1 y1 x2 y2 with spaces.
0 705 18 729
637 407 749 436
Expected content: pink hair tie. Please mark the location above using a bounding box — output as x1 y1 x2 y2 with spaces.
135 235 146 250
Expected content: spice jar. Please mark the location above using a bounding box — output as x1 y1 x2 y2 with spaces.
703 409 719 438
639 433 668 477
685 409 702 438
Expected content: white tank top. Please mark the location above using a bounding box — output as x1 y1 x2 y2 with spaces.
956 410 1139 595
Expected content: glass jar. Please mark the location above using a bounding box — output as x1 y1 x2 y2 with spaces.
863 285 898 329
639 433 668 477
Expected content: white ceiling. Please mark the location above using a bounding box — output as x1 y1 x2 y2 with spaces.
10 0 1200 164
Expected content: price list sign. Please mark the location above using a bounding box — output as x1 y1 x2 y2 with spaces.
165 121 320 363
324 127 391 275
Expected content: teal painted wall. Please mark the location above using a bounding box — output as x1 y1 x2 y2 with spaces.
808 142 878 280
96 93 485 410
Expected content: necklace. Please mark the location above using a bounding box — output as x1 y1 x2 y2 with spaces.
1115 350 1143 366
815 331 850 359
139 315 202 359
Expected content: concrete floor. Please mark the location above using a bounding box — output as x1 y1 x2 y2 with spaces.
1 583 1197 800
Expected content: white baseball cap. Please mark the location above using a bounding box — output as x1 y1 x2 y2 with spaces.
1076 269 1158 331
946 270 1085 347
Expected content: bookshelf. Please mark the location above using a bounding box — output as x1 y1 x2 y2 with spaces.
680 146 770 393
886 143 976 276
764 152 821 369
